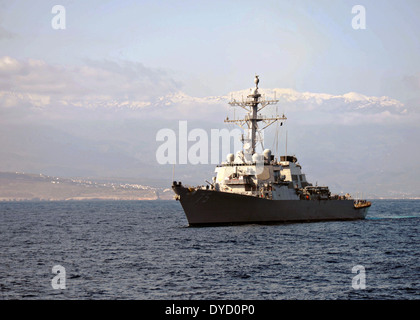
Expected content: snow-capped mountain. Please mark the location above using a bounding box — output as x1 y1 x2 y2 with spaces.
145 87 408 125
0 87 406 115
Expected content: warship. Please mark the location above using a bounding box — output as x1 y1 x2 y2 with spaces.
173 76 371 226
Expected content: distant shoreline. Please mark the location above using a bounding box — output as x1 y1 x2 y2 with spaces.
0 197 174 202
1 172 418 201
0 171 174 202
1 198 419 202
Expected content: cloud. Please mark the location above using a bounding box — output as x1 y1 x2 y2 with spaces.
0 56 181 109
0 55 413 127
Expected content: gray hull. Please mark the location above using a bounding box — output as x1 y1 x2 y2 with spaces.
173 185 369 226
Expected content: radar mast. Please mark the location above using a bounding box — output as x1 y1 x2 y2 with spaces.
225 76 287 155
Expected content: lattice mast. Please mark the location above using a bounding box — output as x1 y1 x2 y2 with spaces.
225 75 287 155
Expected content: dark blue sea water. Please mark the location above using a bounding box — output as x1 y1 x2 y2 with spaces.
0 200 418 300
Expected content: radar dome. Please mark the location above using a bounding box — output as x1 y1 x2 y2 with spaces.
226 153 234 163
263 149 272 161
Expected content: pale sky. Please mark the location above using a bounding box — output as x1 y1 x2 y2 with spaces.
0 0 419 197
1 0 419 101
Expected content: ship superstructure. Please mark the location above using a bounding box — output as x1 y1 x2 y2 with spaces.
173 76 370 226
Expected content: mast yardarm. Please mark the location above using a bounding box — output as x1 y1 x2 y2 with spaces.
225 76 287 154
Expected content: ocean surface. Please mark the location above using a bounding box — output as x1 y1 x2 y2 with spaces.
0 199 418 300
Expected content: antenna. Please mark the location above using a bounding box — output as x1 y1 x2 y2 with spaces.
225 76 286 155
285 130 288 157
275 107 279 159
172 164 175 183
